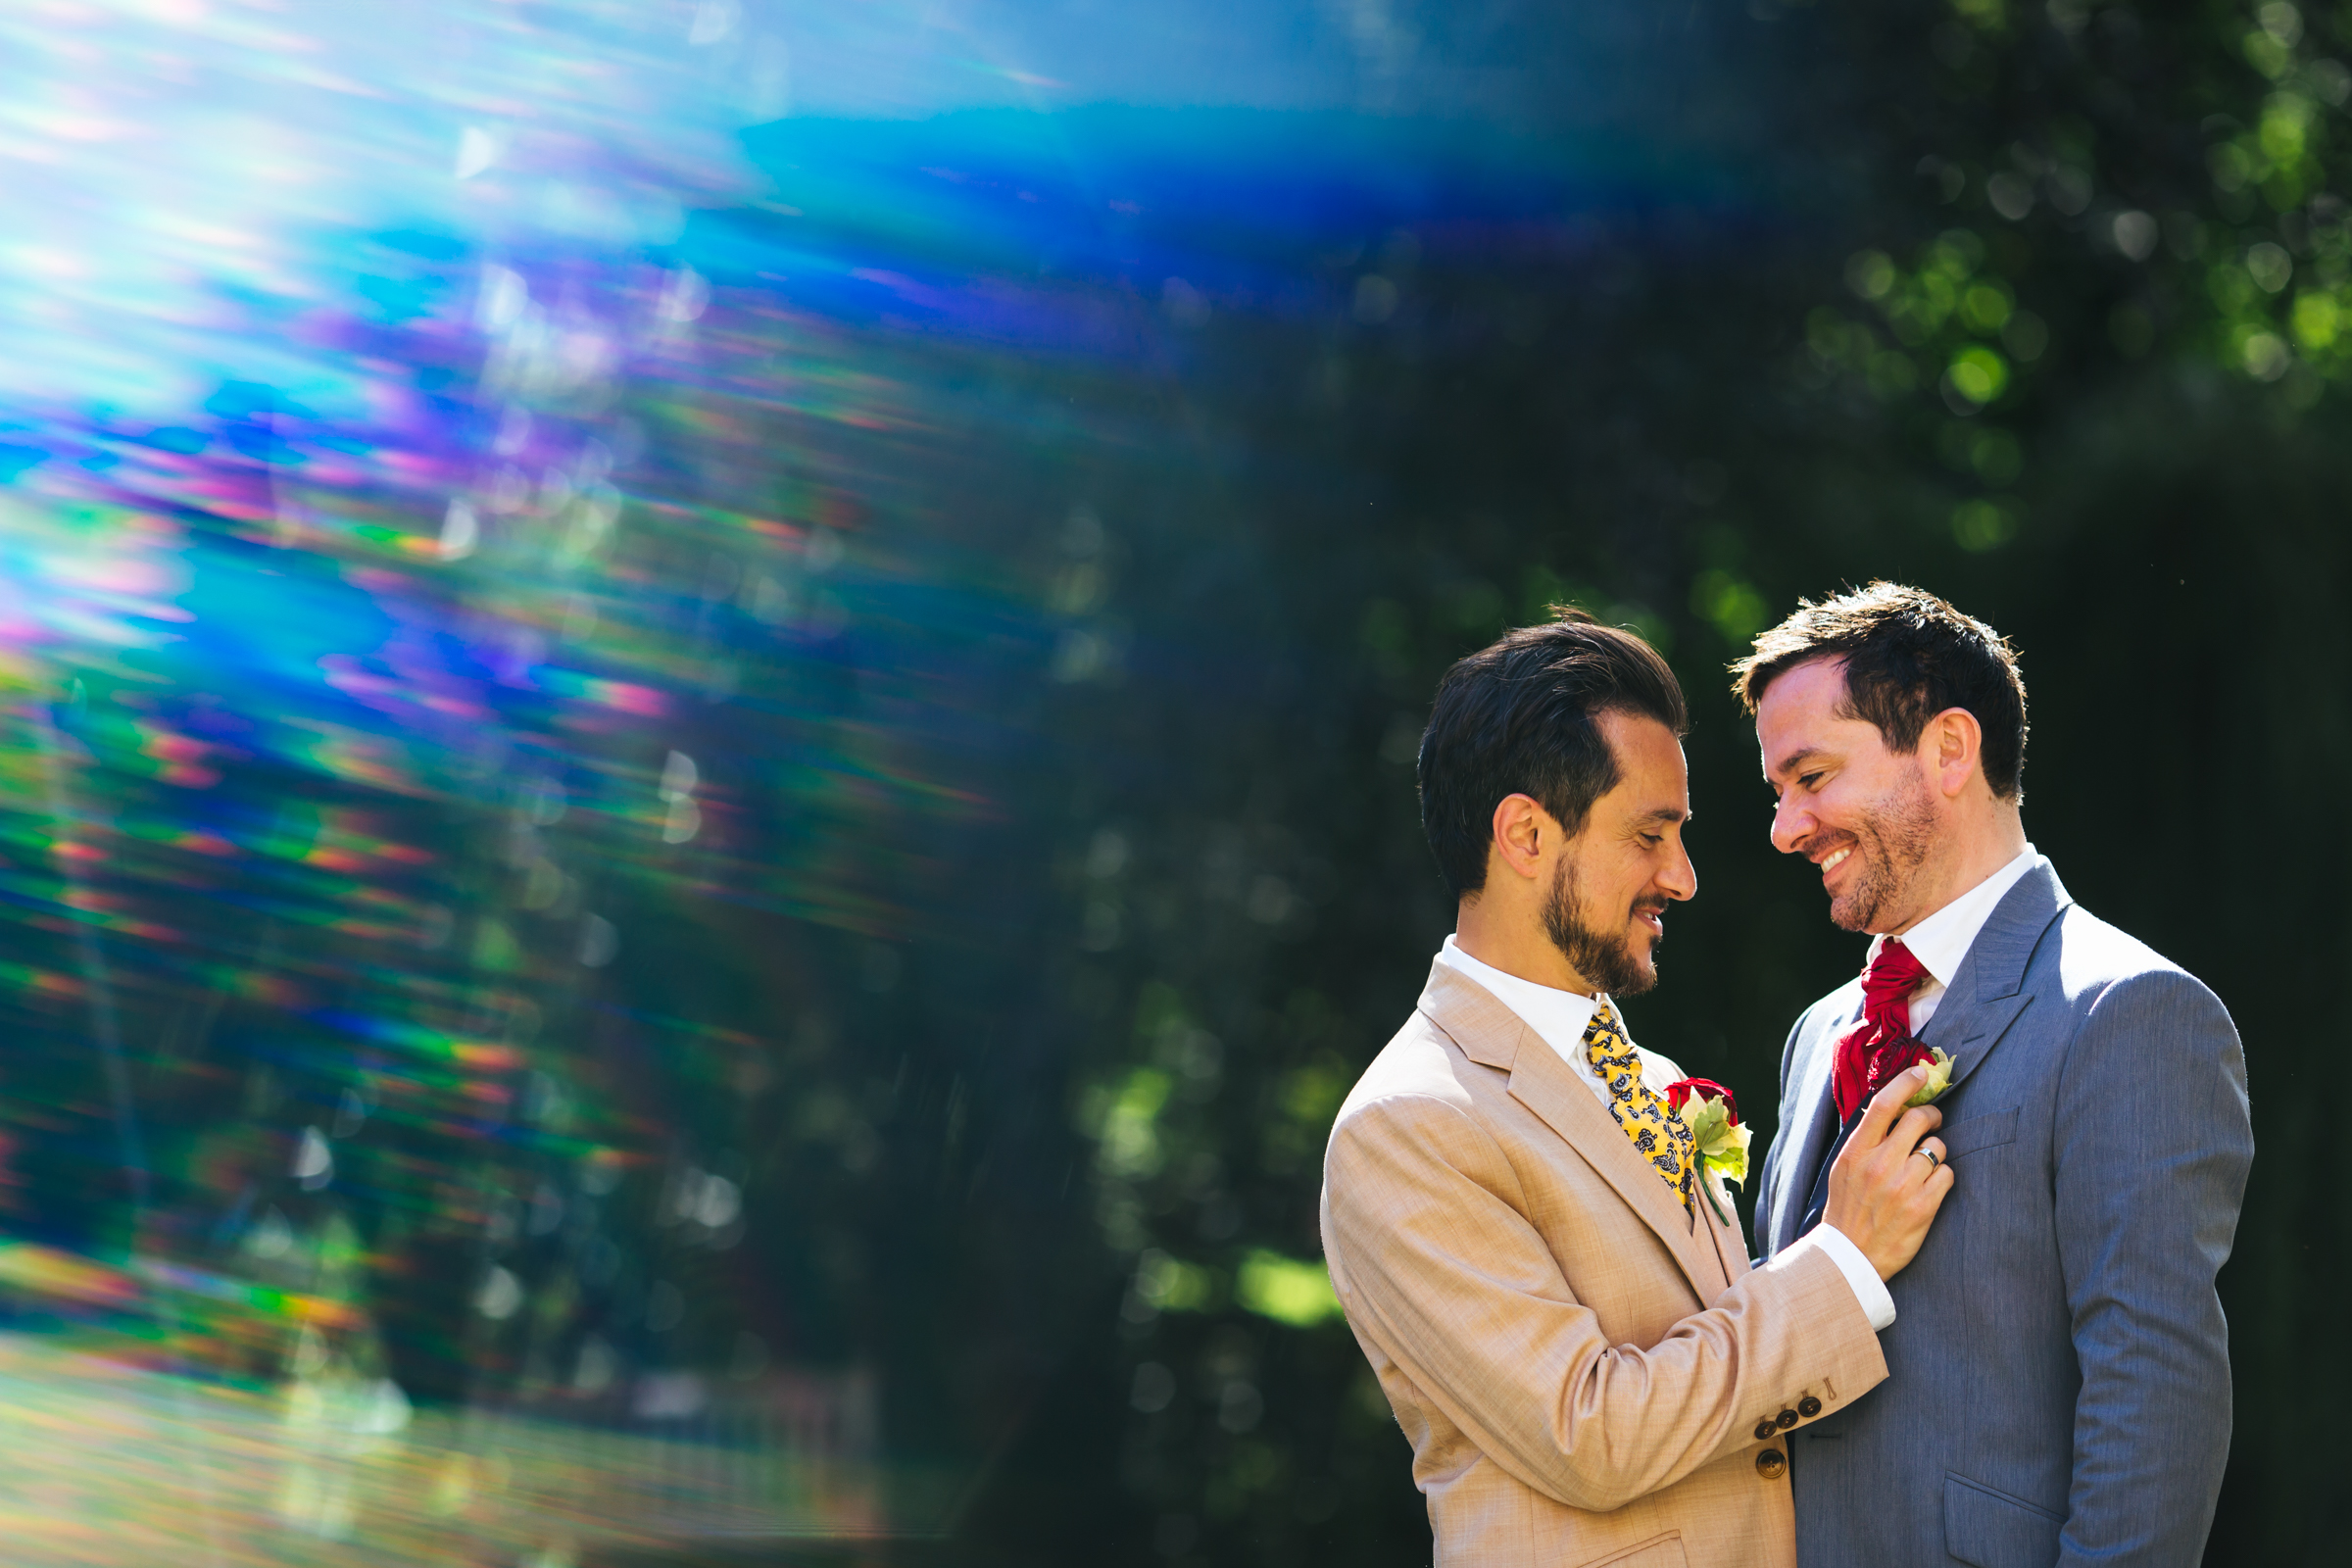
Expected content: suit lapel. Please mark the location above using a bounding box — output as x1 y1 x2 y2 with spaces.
1418 963 1726 1305
1766 860 2070 1251
1770 991 1858 1256
1507 1044 1728 1303
1917 859 2070 1096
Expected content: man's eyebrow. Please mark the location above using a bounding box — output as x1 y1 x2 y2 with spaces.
1632 806 1690 827
1765 745 1828 781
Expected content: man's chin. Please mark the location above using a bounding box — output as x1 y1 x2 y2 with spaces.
1611 937 1660 997
1829 885 1891 935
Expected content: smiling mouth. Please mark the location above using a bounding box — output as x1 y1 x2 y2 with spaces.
1820 847 1851 873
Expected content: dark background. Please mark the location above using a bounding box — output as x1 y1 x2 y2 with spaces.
914 4 2344 1564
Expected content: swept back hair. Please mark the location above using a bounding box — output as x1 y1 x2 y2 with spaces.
1417 608 1688 899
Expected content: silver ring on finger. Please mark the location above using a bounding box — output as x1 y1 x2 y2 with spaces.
1914 1147 1940 1172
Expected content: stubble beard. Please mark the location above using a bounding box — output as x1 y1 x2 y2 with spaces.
1828 767 1938 933
1543 858 1659 997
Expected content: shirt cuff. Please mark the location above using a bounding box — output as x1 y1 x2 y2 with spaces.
1791 1224 1896 1332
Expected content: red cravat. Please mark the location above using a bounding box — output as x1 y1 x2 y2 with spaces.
1830 940 1933 1123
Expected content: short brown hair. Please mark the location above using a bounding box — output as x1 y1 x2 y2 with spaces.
1419 608 1689 899
1730 582 2028 800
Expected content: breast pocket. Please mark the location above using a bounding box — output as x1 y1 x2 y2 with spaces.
1940 1106 2020 1161
1577 1531 1688 1568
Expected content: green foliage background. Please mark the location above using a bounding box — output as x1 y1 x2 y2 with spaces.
943 4 2344 1563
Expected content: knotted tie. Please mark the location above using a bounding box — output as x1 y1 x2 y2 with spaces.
1830 939 1933 1123
1582 1000 1695 1216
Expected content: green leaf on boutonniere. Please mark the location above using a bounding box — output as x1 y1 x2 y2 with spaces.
1685 1097 1753 1187
1903 1047 1955 1108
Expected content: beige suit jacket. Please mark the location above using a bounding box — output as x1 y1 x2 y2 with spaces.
1319 962 1889 1568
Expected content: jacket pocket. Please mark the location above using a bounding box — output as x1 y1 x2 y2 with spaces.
1943 1472 2063 1567
1576 1531 1688 1568
1939 1106 2020 1161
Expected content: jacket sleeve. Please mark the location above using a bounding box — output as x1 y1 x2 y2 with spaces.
1323 1089 1888 1513
2052 969 2253 1566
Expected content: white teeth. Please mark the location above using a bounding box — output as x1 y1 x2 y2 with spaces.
1822 848 1851 872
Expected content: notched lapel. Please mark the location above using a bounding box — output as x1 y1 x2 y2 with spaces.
1419 959 1726 1303
1770 995 1856 1256
1919 859 2069 1099
1761 862 2069 1254
1505 1043 1725 1305
1928 991 2034 1098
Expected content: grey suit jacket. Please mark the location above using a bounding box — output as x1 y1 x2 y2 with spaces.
1755 858 2252 1568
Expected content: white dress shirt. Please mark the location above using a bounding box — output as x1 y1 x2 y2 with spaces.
1435 936 1894 1331
1873 843 2039 1033
1436 935 1676 1104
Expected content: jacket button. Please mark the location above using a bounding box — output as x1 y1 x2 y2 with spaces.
1753 1418 1777 1441
1798 1396 1823 1419
1756 1449 1788 1481
1775 1407 1799 1430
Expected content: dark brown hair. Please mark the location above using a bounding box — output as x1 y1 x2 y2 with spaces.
1730 582 2028 800
1418 608 1688 899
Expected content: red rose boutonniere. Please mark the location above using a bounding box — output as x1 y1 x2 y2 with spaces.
1863 1041 1956 1108
1665 1077 1750 1226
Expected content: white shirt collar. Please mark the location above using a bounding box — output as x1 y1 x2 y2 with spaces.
1435 934 1601 1058
1433 936 1687 1108
1870 843 2040 989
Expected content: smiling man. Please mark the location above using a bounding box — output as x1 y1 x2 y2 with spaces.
1736 584 2253 1568
1321 609 1954 1567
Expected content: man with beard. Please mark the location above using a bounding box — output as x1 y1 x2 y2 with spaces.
1321 610 1952 1568
1737 584 2252 1567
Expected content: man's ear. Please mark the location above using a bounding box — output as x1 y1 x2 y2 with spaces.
1489 793 1552 883
1927 708 1984 799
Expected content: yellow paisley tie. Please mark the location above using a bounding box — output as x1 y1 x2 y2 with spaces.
1582 999 1696 1217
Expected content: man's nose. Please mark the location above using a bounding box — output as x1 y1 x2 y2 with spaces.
1660 838 1697 903
1769 794 1811 856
